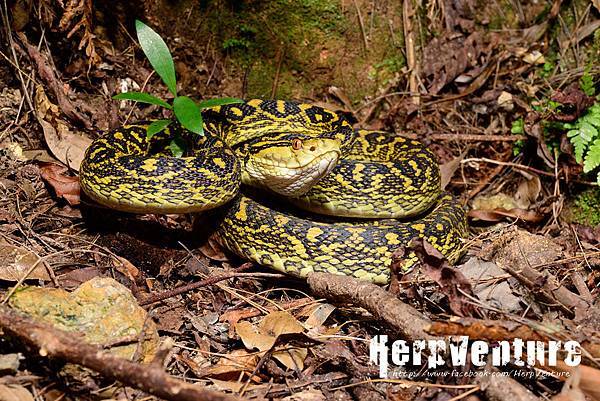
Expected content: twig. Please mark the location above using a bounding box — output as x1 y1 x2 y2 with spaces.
403 133 527 142
140 264 284 306
0 306 245 401
270 45 284 99
403 0 419 105
352 0 368 52
17 32 91 129
476 369 540 401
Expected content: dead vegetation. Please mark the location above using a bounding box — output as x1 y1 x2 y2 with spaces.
1 0 600 400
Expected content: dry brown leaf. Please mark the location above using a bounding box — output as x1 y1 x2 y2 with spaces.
235 311 308 371
0 384 35 401
439 151 466 190
303 303 336 330
468 208 543 223
260 311 304 338
111 256 141 282
178 350 260 381
39 119 92 171
282 389 326 401
39 163 81 205
235 321 277 351
199 237 230 262
0 242 50 282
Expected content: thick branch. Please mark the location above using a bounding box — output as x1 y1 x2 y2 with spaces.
0 306 244 401
306 272 432 341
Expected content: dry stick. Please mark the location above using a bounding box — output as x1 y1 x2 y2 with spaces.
352 0 368 52
426 318 600 360
0 306 245 401
17 32 91 129
306 272 433 341
476 370 540 401
413 133 527 142
403 0 419 105
139 264 284 306
270 45 285 98
504 241 590 316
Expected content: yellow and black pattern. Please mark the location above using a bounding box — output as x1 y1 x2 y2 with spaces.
80 99 468 284
291 130 442 218
80 124 241 213
217 191 467 284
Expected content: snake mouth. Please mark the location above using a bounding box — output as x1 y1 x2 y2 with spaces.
245 150 340 197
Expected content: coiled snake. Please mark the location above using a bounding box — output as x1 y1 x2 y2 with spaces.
80 99 467 284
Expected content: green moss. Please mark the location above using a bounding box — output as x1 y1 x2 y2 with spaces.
566 189 600 227
172 0 404 103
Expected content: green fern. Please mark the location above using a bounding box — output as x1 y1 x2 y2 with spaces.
566 103 600 184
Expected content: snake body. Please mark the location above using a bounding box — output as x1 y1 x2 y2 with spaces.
80 99 467 283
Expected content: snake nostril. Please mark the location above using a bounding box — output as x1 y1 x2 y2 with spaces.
309 146 316 151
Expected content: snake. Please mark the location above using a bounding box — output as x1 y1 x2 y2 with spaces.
80 99 467 284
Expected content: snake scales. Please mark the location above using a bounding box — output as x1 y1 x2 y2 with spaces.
80 99 467 284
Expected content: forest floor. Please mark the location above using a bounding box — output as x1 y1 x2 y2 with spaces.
1 0 600 400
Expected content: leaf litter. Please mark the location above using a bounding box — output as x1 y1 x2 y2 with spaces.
1 1 600 400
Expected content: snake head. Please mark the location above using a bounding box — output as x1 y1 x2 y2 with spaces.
241 135 341 197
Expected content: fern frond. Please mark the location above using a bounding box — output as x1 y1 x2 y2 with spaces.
583 138 600 173
568 130 588 163
582 113 600 127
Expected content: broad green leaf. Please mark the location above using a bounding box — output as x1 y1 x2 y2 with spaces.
173 96 204 135
113 92 172 109
146 119 172 139
198 97 244 109
169 135 186 157
135 20 177 96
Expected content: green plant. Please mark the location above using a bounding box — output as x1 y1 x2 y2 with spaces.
114 20 242 156
564 103 600 184
580 69 596 97
511 117 525 156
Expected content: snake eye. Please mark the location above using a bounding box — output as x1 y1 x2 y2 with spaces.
291 138 303 150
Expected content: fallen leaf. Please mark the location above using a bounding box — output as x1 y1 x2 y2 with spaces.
0 242 50 281
39 163 81 205
179 350 260 382
38 119 92 171
303 303 336 330
458 258 521 313
235 311 308 371
282 389 326 401
468 208 544 223
410 239 479 317
550 82 595 122
0 384 35 401
439 151 466 190
236 321 278 351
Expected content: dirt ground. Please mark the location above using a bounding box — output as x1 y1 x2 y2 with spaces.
1 0 600 400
